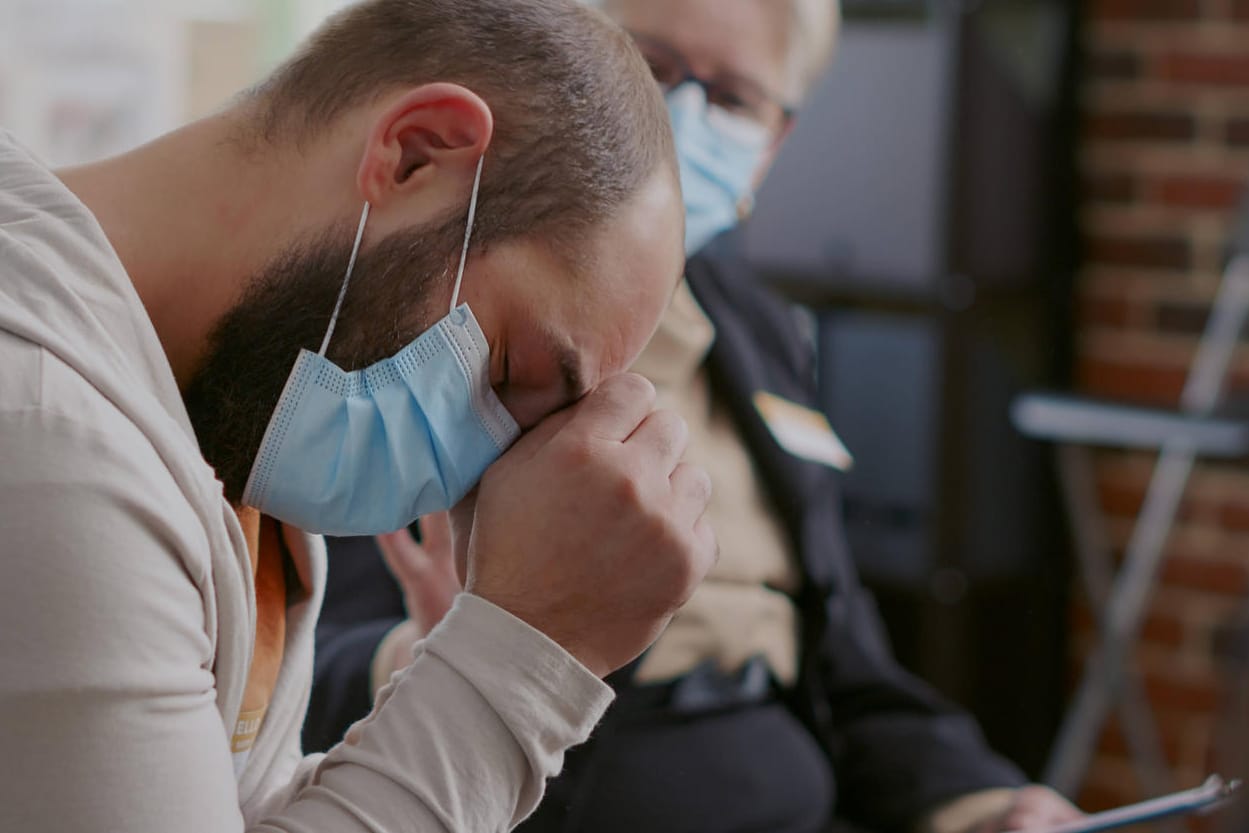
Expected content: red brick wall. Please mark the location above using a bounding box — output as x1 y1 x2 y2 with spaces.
1075 0 1249 814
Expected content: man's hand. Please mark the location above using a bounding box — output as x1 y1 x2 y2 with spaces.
454 373 717 678
376 513 461 634
977 786 1083 832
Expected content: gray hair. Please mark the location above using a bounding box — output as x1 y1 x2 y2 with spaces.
592 0 841 102
786 0 841 99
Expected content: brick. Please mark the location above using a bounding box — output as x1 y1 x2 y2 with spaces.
1097 477 1146 517
1141 614 1187 648
1227 117 1249 147
1084 109 1196 144
1221 501 1249 531
1144 673 1221 712
1087 0 1201 22
1084 171 1137 204
1159 52 1249 88
1159 555 1249 594
1086 233 1192 270
1078 357 1188 405
1156 301 1211 335
1154 174 1246 210
1079 293 1135 327
1087 49 1140 82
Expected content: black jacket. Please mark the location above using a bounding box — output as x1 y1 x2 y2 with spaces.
305 241 1025 832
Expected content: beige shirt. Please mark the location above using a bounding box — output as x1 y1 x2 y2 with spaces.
632 281 801 684
0 131 611 832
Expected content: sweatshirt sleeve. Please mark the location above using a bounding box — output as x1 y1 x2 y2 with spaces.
0 405 613 833
259 595 613 833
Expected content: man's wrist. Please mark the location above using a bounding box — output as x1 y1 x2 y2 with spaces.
424 594 615 747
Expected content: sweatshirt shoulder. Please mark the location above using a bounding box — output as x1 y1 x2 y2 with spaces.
0 328 215 582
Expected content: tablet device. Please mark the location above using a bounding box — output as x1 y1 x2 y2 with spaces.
1006 775 1241 833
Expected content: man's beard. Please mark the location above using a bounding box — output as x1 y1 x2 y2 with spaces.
184 216 463 506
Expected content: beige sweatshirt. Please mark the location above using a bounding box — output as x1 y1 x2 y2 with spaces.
0 131 612 832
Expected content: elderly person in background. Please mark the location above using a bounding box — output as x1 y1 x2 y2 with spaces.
307 1 1086 831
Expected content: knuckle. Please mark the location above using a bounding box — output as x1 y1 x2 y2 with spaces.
691 466 712 501
614 470 647 508
609 372 656 405
556 435 596 469
674 463 712 504
674 540 707 589
657 409 689 449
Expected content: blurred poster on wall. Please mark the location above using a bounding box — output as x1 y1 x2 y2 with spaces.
0 0 185 166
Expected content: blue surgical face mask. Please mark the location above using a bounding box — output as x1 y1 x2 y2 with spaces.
241 157 520 536
666 82 771 256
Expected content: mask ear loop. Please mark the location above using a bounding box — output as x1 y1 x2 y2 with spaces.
318 154 482 356
449 155 485 314
318 202 371 357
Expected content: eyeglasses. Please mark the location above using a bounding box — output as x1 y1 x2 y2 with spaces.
629 32 796 135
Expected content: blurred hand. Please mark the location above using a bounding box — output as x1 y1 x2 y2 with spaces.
455 372 717 678
375 512 460 635
977 786 1083 832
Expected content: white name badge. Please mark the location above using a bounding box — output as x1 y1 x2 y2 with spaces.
753 391 853 471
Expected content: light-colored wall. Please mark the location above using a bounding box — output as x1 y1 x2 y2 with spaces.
0 0 345 165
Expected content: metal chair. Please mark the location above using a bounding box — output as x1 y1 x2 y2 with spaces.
1010 190 1249 808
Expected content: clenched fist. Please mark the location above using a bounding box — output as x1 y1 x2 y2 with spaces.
454 373 717 678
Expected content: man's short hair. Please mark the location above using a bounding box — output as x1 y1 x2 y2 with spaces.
249 0 674 256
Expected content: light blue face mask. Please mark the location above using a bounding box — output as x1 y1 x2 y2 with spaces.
666 82 771 256
241 157 520 536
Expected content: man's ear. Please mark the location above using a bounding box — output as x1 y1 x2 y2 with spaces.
357 83 494 207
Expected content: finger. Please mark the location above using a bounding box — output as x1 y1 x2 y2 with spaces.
376 528 428 579
624 409 689 476
417 511 454 562
669 462 712 529
691 516 719 579
569 373 656 443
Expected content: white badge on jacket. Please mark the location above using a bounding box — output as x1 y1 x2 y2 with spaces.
753 391 853 472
